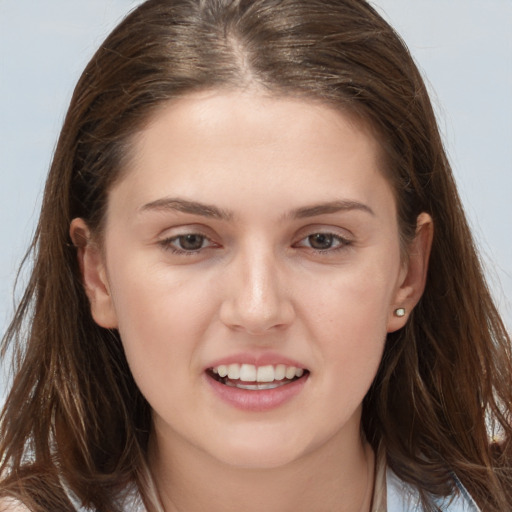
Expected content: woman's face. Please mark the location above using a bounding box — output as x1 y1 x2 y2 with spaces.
76 91 429 469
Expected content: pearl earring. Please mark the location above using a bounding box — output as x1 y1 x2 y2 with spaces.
394 308 406 317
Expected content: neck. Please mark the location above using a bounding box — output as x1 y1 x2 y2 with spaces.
148 427 375 512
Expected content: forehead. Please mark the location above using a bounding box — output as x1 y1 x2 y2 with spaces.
110 90 394 221
133 90 377 151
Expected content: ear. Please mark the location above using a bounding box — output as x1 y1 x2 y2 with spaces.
70 218 118 329
387 212 433 332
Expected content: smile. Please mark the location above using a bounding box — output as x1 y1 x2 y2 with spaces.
207 363 308 391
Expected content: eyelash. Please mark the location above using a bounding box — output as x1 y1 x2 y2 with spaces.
293 232 352 253
158 231 351 256
159 233 217 255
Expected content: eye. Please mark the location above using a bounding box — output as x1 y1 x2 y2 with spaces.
160 233 216 254
294 232 351 252
307 233 336 250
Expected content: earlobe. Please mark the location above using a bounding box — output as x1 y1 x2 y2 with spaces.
387 212 433 333
70 218 118 329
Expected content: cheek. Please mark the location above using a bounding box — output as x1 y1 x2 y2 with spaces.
105 254 215 383
305 258 399 337
301 258 398 390
319 285 388 375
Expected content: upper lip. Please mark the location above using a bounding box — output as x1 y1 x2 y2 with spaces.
205 352 308 371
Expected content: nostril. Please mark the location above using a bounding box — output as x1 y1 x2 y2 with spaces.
219 295 295 334
218 259 295 333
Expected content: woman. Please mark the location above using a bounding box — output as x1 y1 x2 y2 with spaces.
0 0 510 510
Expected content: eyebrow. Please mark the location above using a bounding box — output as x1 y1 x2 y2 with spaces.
139 197 374 221
289 200 375 219
140 197 234 220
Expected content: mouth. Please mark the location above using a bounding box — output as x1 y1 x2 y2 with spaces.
206 363 309 391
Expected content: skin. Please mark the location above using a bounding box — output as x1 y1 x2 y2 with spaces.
71 91 432 512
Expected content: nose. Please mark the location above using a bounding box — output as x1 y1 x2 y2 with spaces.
219 247 295 335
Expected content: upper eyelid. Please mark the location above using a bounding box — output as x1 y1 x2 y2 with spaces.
294 225 354 239
155 223 216 240
298 231 350 240
158 234 219 255
160 232 215 245
154 224 354 245
294 233 351 246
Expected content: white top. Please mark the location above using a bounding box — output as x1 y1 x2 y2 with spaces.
386 467 480 511
0 466 482 511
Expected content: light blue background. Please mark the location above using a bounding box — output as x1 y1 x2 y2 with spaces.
1 1 511 397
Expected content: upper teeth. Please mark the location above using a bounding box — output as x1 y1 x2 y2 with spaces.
212 364 304 382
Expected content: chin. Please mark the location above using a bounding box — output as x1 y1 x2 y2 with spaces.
204 430 314 470
216 449 302 470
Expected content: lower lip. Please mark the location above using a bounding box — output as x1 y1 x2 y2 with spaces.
205 373 309 412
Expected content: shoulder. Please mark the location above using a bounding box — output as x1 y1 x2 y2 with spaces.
386 466 481 511
0 498 31 512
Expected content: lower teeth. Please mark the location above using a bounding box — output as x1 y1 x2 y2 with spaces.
208 369 307 390
224 379 294 390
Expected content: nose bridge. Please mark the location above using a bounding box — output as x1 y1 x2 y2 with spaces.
220 238 293 333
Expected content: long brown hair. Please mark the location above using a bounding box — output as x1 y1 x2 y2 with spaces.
1 1 511 510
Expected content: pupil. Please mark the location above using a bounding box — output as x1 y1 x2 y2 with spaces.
180 234 204 250
309 233 333 250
